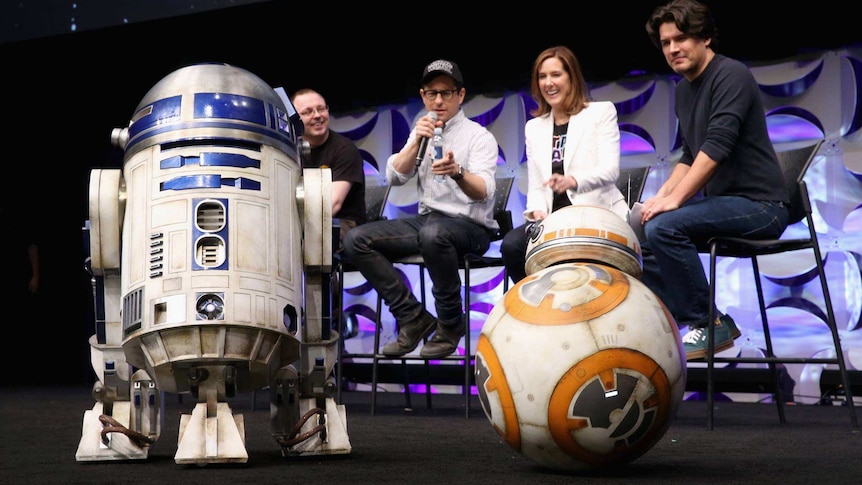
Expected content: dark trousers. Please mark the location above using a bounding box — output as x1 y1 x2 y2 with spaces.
341 212 490 326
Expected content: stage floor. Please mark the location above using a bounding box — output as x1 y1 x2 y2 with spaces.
1 386 860 484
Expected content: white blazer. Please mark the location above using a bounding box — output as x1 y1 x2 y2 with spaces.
523 101 629 222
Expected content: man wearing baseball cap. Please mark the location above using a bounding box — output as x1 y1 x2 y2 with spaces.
343 59 499 359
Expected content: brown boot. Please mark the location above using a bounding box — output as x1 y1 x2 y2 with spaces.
381 311 437 356
420 318 466 359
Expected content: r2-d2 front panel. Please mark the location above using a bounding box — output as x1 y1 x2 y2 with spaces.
112 63 304 398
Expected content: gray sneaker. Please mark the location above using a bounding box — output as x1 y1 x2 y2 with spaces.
381 311 436 356
682 314 742 361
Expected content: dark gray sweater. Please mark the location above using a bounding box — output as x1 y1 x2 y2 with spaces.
675 54 788 204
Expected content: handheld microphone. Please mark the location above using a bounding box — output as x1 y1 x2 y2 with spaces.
415 112 438 166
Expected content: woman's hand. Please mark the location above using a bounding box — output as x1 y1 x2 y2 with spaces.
544 174 576 193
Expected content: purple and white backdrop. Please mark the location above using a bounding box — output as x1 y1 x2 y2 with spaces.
329 48 862 404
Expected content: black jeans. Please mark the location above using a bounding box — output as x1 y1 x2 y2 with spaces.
500 221 533 284
341 212 491 326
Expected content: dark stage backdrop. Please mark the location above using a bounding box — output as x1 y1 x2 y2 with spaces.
0 0 274 44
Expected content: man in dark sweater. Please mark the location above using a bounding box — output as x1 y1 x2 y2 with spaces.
642 0 790 360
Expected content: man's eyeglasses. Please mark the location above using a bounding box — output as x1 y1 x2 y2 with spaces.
299 105 329 117
422 89 460 101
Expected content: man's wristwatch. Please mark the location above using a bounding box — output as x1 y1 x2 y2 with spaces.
450 164 464 181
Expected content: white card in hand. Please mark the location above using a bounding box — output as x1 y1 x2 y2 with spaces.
629 202 646 242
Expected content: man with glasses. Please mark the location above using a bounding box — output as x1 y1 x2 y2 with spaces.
292 88 366 360
291 88 366 252
342 59 499 359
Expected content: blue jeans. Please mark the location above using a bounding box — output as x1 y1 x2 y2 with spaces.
640 196 788 329
341 212 491 326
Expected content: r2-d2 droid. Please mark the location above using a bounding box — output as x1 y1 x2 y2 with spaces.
76 63 349 464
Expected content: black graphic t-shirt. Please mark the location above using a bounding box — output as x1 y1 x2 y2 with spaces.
551 122 571 212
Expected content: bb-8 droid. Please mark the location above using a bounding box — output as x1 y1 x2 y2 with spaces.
476 205 685 471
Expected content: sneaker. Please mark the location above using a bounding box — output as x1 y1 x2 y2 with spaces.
381 311 437 356
682 314 742 361
419 318 466 359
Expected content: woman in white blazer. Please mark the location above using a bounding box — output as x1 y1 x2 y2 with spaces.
501 46 629 283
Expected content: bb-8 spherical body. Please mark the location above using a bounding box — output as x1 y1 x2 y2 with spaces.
476 206 685 471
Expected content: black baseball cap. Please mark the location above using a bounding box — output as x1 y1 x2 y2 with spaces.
421 59 463 88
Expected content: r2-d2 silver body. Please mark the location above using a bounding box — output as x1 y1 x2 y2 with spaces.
76 63 349 464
